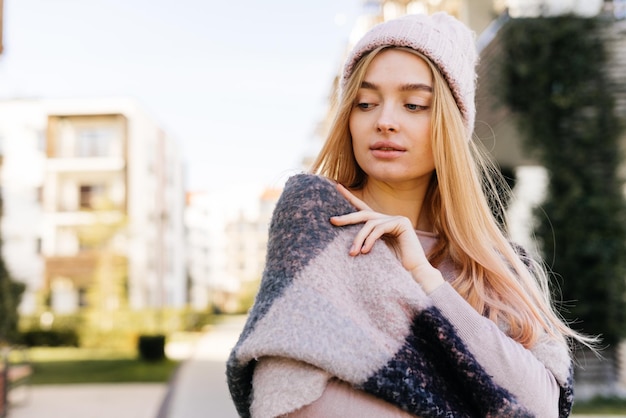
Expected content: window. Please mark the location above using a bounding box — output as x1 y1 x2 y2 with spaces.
78 288 88 307
76 127 115 157
37 130 47 152
35 186 44 204
79 184 106 209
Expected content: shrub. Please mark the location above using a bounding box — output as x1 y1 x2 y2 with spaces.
137 335 166 361
21 329 79 347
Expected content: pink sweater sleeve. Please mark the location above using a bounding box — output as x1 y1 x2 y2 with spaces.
428 282 561 417
286 379 417 418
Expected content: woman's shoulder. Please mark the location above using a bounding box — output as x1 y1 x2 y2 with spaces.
276 173 353 215
268 174 353 236
281 173 336 198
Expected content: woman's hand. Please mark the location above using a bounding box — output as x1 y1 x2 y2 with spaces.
330 184 444 294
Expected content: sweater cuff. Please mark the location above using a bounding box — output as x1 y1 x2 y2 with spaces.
428 282 493 342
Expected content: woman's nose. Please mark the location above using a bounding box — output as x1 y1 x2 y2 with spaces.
376 105 399 133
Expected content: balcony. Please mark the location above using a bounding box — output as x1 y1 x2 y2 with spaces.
44 210 125 227
45 251 127 288
45 251 100 288
46 157 125 173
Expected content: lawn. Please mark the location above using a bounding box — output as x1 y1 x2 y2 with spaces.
572 397 626 414
26 347 180 385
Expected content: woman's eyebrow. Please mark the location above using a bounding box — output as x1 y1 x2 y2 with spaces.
400 83 432 92
360 80 432 93
360 80 378 90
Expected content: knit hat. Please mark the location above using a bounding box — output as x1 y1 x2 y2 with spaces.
342 12 478 137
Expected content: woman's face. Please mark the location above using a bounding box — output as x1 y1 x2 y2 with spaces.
349 49 434 189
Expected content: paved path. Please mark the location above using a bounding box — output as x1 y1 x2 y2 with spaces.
160 315 245 418
7 383 167 418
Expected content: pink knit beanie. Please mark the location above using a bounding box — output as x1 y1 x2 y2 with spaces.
342 12 478 136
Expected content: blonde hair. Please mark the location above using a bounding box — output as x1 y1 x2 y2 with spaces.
311 46 592 349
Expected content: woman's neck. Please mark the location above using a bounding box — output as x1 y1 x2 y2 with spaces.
352 179 432 231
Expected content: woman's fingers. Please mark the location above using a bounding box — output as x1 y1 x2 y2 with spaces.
328 194 443 290
330 211 383 255
330 210 379 226
332 213 412 256
349 218 389 255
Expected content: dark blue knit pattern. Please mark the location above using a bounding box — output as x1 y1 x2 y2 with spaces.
361 307 534 418
559 367 574 418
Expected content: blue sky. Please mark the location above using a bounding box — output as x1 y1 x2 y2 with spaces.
0 0 363 200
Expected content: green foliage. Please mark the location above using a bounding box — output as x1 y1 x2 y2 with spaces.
500 16 626 344
21 329 79 347
18 312 82 331
0 240 25 344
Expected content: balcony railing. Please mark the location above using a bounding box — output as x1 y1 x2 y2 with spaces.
46 157 125 173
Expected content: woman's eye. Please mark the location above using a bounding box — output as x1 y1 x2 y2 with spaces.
406 104 428 111
356 102 375 110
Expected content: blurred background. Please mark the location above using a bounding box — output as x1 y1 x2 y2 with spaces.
1 0 626 417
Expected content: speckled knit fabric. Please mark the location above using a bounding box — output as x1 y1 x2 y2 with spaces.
226 174 574 418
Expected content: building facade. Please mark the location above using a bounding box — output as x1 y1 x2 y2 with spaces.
185 186 280 313
0 97 186 314
185 190 233 310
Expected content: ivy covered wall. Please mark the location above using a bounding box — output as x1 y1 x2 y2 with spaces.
500 16 626 345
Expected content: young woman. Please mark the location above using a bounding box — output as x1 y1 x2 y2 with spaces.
227 12 589 418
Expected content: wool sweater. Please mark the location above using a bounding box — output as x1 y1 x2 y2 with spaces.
226 173 574 418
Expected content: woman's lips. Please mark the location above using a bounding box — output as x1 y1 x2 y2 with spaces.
370 141 405 158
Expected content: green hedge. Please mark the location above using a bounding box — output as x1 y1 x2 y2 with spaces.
21 329 79 347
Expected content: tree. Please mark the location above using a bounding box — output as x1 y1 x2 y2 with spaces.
0 188 25 343
500 16 626 345
0 240 25 343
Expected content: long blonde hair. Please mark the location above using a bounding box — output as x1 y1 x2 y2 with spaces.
311 46 592 349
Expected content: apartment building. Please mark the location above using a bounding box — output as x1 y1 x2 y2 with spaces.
224 188 280 286
0 97 186 314
225 187 279 310
185 190 233 310
184 186 280 312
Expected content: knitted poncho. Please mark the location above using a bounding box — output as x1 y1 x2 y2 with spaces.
226 174 573 418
